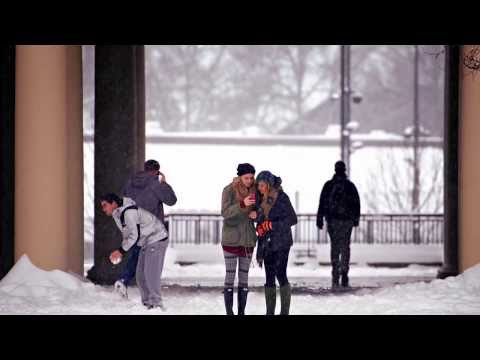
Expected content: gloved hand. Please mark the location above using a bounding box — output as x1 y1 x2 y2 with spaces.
256 221 272 237
260 221 272 233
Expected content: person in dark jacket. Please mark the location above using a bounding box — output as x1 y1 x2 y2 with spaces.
255 171 297 315
317 161 360 289
114 159 177 298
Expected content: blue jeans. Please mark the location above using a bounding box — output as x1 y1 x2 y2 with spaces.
118 245 141 285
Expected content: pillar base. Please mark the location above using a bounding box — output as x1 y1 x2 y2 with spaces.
437 265 458 279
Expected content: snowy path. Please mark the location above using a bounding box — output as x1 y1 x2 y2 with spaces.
1 256 479 315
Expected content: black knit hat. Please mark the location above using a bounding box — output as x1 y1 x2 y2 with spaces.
144 159 160 172
335 161 346 174
237 163 256 176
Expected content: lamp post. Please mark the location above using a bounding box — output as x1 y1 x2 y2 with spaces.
413 45 420 215
339 45 363 174
340 45 351 168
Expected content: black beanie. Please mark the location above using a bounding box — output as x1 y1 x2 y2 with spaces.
335 161 346 174
237 163 256 176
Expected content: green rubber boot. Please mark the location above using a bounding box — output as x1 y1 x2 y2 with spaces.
264 286 276 315
280 283 291 315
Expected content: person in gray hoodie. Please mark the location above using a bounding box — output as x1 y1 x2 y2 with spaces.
123 159 177 224
114 159 177 298
101 193 169 310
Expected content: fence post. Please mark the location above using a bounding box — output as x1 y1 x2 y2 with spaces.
195 217 200 244
166 217 172 248
367 219 373 244
413 216 421 244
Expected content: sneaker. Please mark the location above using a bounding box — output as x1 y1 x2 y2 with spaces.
114 280 128 299
147 303 166 311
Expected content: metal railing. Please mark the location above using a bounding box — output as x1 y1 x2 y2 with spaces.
165 213 444 248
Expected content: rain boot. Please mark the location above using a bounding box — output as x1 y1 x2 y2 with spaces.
264 286 276 315
237 287 249 315
223 287 234 315
280 283 291 315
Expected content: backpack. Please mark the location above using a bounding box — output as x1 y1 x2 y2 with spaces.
328 180 349 217
120 205 138 227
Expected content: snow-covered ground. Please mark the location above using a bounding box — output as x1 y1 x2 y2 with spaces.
1 255 478 315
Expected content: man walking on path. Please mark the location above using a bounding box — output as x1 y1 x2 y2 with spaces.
317 161 360 289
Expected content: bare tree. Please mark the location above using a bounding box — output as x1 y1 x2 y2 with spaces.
146 45 229 131
363 148 443 214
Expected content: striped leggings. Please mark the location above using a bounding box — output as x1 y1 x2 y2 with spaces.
223 251 252 289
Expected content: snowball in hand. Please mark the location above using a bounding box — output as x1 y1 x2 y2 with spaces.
110 255 121 265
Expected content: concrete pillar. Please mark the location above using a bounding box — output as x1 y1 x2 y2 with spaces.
458 45 480 272
438 45 460 279
135 46 146 171
0 46 15 279
88 46 145 285
15 45 84 274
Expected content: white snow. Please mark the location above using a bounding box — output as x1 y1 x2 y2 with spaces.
1 254 478 315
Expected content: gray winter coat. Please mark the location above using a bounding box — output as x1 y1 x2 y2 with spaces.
123 171 177 223
112 197 169 252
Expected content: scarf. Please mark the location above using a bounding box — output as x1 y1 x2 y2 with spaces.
259 186 281 220
232 177 256 211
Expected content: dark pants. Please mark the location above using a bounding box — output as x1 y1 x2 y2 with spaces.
264 247 290 287
118 245 141 285
327 219 354 278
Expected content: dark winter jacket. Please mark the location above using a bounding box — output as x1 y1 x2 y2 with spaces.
257 190 298 252
123 171 177 223
317 173 360 226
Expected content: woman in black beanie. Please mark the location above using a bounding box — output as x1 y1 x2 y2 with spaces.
220 163 258 315
255 170 297 315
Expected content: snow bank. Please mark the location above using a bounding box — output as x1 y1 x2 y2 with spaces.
0 255 153 315
0 255 84 296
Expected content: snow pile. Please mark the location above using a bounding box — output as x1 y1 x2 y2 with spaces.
0 255 153 315
0 255 84 296
315 265 480 315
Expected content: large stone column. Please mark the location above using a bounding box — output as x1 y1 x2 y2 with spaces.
438 45 460 279
458 45 480 272
135 46 146 171
15 46 84 274
88 46 145 285
0 45 15 279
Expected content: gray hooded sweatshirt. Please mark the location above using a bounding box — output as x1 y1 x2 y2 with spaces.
112 197 169 252
123 171 177 223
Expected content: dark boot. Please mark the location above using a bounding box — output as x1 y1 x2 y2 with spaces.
223 287 234 315
237 287 249 315
341 273 349 288
332 275 340 289
264 286 276 315
279 283 292 315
